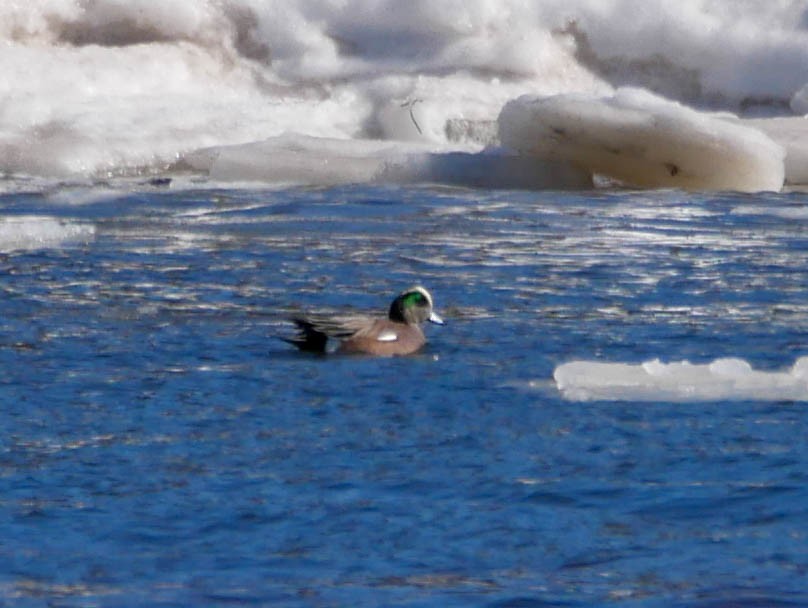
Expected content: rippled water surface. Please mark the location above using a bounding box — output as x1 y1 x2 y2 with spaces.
1 186 807 606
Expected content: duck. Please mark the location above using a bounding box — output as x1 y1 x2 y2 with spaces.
284 285 443 356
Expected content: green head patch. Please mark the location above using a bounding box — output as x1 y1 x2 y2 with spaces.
401 291 428 309
389 287 433 323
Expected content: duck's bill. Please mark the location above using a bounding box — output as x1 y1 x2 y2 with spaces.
428 311 445 325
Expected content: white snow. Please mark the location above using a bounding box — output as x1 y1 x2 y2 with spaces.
2 1 807 186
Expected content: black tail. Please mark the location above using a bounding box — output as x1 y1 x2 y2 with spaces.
282 318 329 353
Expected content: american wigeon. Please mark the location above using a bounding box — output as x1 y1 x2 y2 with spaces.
284 286 444 356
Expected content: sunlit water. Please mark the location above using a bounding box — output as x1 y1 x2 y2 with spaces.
1 185 806 606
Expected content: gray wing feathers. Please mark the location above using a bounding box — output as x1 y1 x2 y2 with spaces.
297 314 373 339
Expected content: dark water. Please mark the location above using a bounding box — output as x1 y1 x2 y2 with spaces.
0 186 806 606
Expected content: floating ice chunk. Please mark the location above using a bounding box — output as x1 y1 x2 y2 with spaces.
498 88 786 192
707 358 753 378
554 357 808 402
181 135 394 185
180 134 591 190
743 116 808 186
792 357 808 380
0 216 95 252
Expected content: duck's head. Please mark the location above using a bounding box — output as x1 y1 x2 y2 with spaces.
389 286 444 326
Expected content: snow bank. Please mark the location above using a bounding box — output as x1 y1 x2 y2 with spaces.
3 1 807 181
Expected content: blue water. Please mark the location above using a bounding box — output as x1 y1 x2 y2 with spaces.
1 186 806 606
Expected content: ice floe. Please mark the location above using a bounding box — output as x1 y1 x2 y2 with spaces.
179 135 592 190
498 89 786 193
554 357 808 402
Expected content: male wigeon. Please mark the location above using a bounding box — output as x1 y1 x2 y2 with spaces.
284 286 443 356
